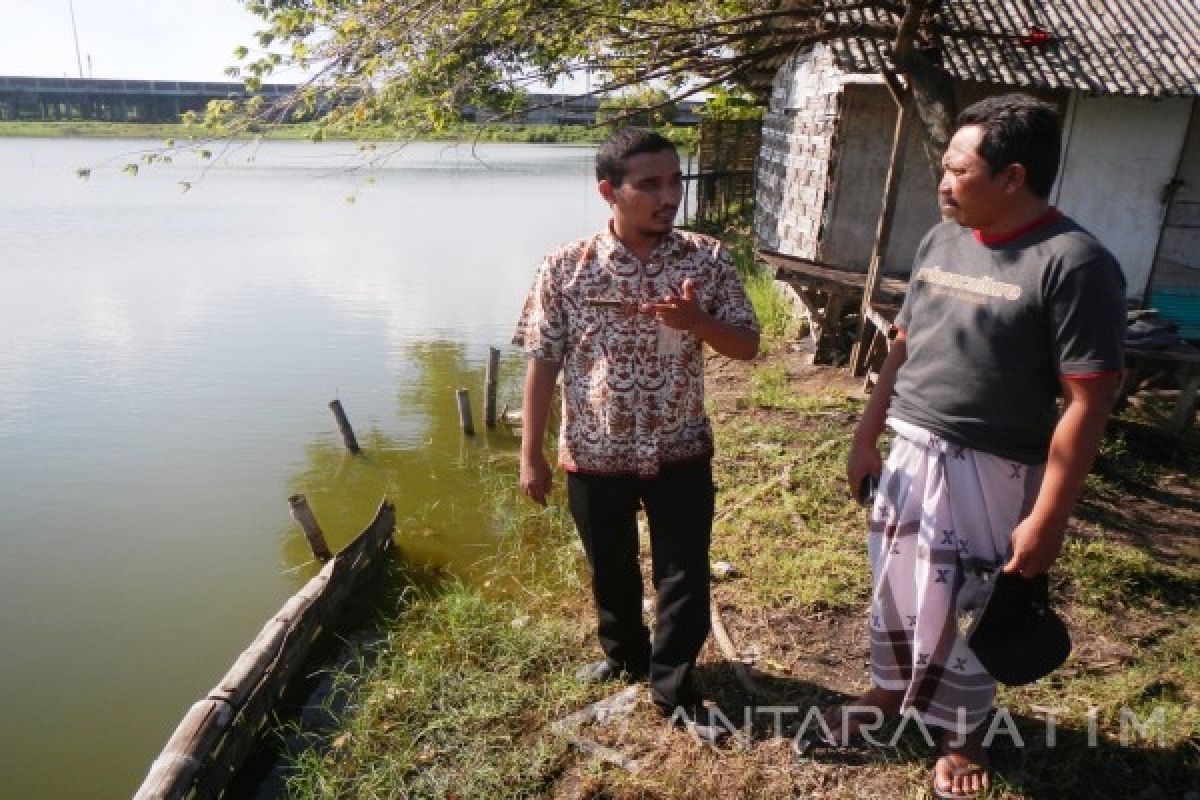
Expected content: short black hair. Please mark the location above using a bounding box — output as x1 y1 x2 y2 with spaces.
956 94 1061 199
595 127 677 186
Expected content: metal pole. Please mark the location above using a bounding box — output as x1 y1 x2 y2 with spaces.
67 0 84 79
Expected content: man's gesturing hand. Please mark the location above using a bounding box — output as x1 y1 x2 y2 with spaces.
520 450 553 506
643 278 706 331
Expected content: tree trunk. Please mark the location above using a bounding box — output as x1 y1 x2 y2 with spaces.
892 0 957 180
905 54 957 180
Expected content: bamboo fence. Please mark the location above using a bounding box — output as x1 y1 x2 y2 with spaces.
133 498 396 800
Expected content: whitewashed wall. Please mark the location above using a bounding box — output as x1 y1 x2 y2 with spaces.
1054 94 1194 298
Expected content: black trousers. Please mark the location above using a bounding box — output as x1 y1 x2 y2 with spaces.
566 458 715 711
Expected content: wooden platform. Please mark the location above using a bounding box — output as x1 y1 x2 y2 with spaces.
1120 344 1200 436
759 248 907 366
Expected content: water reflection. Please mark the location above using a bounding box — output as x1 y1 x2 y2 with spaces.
281 339 534 582
0 137 598 799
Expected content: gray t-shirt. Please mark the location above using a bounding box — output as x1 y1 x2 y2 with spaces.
891 212 1126 464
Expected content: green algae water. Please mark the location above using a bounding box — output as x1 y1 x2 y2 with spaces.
0 138 604 799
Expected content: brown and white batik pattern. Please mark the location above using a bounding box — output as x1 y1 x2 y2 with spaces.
867 417 1045 732
513 224 757 478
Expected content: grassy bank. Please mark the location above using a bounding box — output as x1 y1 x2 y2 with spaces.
283 581 593 797
271 242 1199 799
0 119 696 148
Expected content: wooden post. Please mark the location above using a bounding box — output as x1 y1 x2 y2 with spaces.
328 399 361 454
1168 371 1200 435
850 81 914 376
288 494 332 562
456 388 475 435
484 347 500 428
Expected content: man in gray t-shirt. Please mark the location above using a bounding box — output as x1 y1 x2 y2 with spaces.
890 212 1125 464
828 95 1125 799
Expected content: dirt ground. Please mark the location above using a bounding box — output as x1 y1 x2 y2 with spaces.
549 341 1200 800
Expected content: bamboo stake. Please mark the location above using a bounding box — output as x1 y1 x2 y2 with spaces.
484 347 500 428
710 605 761 700
288 494 332 562
328 398 362 454
456 388 475 435
850 82 913 376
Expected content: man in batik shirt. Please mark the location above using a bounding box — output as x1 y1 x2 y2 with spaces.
839 95 1125 798
514 128 759 742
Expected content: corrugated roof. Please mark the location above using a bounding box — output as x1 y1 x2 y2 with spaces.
824 0 1199 97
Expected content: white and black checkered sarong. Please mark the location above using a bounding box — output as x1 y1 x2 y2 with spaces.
867 418 1045 732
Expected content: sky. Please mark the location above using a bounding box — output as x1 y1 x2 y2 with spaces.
0 0 590 90
0 0 272 82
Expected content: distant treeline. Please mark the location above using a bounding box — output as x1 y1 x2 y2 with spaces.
0 119 698 149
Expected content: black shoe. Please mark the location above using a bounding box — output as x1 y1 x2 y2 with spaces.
575 660 648 686
664 704 733 745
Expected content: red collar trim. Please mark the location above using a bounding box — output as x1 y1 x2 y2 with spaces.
973 207 1062 246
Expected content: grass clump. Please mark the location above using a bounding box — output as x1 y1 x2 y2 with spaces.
743 269 795 342
283 581 591 799
1058 538 1198 611
720 227 796 343
743 364 859 412
712 412 871 611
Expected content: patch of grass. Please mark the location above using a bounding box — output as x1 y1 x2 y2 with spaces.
992 617 1200 798
744 269 795 342
1086 413 1200 500
743 364 859 414
711 411 871 611
1085 429 1160 497
1058 538 1199 611
715 226 797 344
281 580 593 799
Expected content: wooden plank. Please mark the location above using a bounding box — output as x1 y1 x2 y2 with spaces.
864 303 900 339
851 91 915 375
1126 345 1200 366
1168 373 1200 434
1164 200 1200 228
762 249 908 299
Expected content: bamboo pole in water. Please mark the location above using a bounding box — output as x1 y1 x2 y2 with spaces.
484 347 500 428
328 398 362 454
456 388 475 435
288 494 332 562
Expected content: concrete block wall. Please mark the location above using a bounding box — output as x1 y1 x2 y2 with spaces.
754 44 845 258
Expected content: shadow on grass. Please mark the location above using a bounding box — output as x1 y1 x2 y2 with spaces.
1089 416 1200 494
696 664 1196 800
233 560 450 797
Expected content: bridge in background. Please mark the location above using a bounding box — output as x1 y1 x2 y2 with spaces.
0 76 699 126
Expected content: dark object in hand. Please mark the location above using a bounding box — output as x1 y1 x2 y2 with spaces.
967 571 1071 685
858 475 877 506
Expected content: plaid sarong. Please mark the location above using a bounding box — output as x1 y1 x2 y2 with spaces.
867 418 1045 732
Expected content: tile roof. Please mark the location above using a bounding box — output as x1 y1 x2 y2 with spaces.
824 0 1199 97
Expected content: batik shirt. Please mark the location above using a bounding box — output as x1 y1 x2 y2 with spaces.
513 223 758 477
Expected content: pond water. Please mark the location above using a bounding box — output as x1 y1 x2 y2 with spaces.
0 137 608 798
